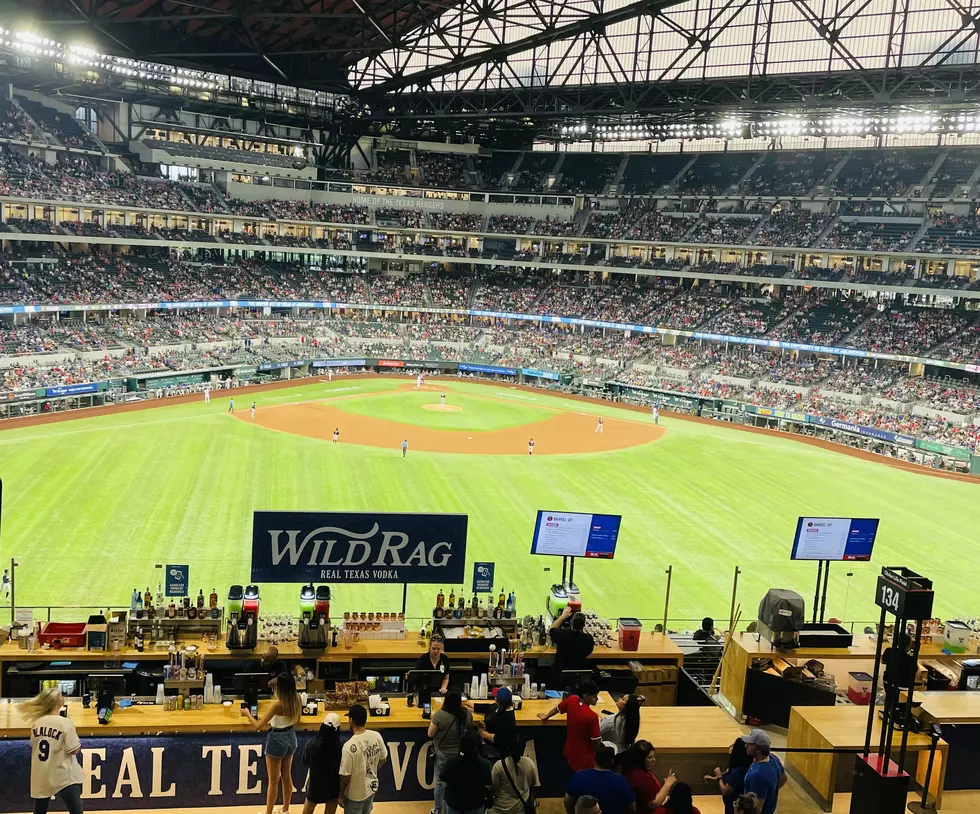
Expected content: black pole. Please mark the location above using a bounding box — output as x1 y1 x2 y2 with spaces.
813 561 823 624
882 616 907 760
865 605 888 757
561 556 568 585
899 618 924 767
908 725 941 814
569 556 575 587
819 560 831 624
401 583 408 616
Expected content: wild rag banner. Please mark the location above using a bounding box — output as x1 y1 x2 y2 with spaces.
250 511 468 584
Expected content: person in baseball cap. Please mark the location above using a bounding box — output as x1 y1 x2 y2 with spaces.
741 729 771 749
741 729 785 814
302 712 343 812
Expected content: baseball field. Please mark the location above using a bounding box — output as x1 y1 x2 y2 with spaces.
1 376 976 628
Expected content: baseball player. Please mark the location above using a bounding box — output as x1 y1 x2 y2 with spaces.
595 416 604 434
333 428 340 444
440 392 446 406
652 406 660 425
528 438 535 456
228 398 234 413
250 402 256 419
416 373 423 389
402 439 409 458
328 369 333 382
203 385 211 404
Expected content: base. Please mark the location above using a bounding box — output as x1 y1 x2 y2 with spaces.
907 803 937 814
850 753 911 814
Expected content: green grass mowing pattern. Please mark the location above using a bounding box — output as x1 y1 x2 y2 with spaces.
333 389 556 431
1 377 977 628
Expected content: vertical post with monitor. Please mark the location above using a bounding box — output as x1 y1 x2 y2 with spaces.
530 511 622 623
791 517 879 623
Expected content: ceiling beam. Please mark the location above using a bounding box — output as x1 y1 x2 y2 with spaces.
360 0 691 93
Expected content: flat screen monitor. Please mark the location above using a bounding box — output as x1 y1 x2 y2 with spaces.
791 517 879 562
531 511 622 559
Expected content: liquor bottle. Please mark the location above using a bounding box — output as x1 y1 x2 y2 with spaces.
144 587 153 611
497 588 506 610
156 584 164 607
197 590 205 610
471 592 478 613
136 592 144 611
168 600 176 619
209 588 218 610
130 589 138 613
537 616 547 646
436 588 445 609
448 589 455 610
506 592 516 615
134 626 144 653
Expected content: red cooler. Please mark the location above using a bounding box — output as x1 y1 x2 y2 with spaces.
848 671 874 705
618 617 642 651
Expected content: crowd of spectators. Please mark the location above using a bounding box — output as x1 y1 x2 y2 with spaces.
532 217 578 237
0 99 39 142
487 215 533 234
846 307 971 356
822 220 917 252
685 216 759 245
0 150 189 210
429 213 484 232
708 298 785 336
427 273 472 308
418 152 471 189
753 210 829 248
368 274 429 307
585 204 694 242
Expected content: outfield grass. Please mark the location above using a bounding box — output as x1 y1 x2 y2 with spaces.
1 377 977 629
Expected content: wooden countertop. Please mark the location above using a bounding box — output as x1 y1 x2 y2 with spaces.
0 634 683 664
915 691 980 725
0 692 730 741
789 705 935 750
730 634 961 662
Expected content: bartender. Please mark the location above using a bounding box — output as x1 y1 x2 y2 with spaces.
260 645 289 689
550 606 595 686
415 635 451 693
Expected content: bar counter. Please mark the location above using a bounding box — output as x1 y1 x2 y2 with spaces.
0 633 684 663
720 633 967 720
0 694 737 812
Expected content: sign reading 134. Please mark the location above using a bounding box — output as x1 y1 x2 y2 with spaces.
874 566 934 620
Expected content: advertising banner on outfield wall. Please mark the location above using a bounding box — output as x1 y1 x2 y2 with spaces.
458 362 517 376
312 358 366 368
3 389 41 403
250 511 468 584
45 382 99 397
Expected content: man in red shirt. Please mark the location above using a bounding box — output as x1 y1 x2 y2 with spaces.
538 681 601 770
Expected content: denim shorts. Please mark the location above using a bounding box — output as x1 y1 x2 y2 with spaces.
265 726 297 759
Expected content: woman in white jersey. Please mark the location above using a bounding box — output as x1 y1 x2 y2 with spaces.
242 671 302 814
19 688 85 814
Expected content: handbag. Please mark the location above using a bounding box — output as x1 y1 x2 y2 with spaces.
501 757 537 813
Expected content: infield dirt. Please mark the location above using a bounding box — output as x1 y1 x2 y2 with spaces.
239 390 664 455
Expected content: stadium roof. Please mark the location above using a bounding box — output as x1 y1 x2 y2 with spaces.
10 0 980 140
11 0 458 90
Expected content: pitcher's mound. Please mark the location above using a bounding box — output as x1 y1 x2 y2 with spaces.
423 404 462 412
